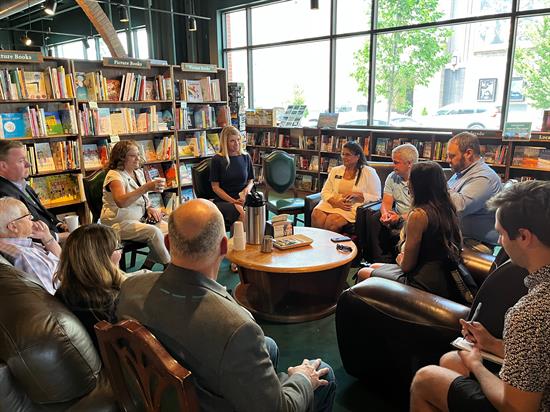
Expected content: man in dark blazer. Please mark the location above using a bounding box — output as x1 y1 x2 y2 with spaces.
0 141 68 238
117 199 336 412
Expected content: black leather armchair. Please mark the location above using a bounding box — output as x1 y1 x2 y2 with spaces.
0 264 118 412
335 257 528 404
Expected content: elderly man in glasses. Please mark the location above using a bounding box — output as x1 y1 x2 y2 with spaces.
0 197 61 294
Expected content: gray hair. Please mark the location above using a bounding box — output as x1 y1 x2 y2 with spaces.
168 210 225 261
449 132 481 156
0 197 28 236
392 143 419 163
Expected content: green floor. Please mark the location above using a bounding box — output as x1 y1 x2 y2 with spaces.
126 253 403 412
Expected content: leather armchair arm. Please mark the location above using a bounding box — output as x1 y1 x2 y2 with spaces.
336 277 469 393
304 193 321 227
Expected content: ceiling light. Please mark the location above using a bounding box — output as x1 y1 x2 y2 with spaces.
21 32 32 46
311 0 319 9
119 5 129 23
188 16 197 32
44 0 57 16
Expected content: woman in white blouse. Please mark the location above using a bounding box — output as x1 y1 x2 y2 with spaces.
100 140 170 269
312 141 381 233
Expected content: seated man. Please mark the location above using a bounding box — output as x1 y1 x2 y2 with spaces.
117 199 336 412
0 197 61 294
410 180 550 412
0 141 68 240
446 132 502 245
365 143 418 262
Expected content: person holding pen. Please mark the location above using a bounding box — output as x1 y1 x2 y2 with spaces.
410 180 550 412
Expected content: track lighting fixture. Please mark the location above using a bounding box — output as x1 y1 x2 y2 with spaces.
44 0 57 16
119 5 129 23
21 32 32 46
311 0 319 9
188 16 197 32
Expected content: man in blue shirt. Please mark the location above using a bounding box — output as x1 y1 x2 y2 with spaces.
365 143 418 262
446 132 502 245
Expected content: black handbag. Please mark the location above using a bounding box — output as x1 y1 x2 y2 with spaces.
450 262 479 305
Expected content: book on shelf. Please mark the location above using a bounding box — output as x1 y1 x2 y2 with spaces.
512 146 550 170
44 111 64 135
186 80 203 103
136 140 157 162
178 77 222 103
206 132 221 153
0 112 29 138
143 164 165 181
480 144 508 165
374 138 390 155
82 144 102 169
148 192 164 209
81 71 169 102
327 158 340 173
154 135 175 161
178 139 196 157
106 79 121 101
317 113 339 129
0 66 73 100
309 155 319 172
33 142 56 173
29 173 84 207
178 163 193 186
542 110 550 133
163 162 177 188
163 192 178 214
181 187 195 202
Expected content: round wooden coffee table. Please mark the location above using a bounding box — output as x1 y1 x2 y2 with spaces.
227 227 357 323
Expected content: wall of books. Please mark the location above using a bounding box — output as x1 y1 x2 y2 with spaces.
246 125 550 192
0 54 230 222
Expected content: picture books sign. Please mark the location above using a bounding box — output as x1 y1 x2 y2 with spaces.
103 57 151 70
0 50 43 63
181 63 217 73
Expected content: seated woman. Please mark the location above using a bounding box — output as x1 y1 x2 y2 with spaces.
312 141 381 233
100 140 170 269
357 161 463 300
54 224 125 351
210 126 254 226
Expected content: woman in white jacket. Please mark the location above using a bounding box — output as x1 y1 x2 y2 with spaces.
312 141 381 232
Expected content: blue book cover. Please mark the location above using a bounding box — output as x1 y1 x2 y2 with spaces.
1 112 29 138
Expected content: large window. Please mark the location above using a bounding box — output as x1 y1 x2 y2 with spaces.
222 0 550 131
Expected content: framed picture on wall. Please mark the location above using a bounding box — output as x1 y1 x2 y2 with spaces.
478 78 497 102
510 77 525 102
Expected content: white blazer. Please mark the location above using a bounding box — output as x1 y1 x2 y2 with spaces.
319 164 381 214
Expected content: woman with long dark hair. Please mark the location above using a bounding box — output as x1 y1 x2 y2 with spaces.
312 141 381 233
358 161 463 299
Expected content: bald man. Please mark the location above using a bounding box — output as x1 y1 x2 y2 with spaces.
116 199 336 412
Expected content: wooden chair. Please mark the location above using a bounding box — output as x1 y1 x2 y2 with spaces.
83 169 148 271
94 319 199 412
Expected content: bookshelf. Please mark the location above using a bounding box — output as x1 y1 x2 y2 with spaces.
245 126 550 193
1 53 231 223
0 55 86 223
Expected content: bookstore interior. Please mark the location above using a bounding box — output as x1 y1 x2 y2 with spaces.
1 0 550 411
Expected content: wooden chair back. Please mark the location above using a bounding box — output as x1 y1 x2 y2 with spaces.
95 319 199 412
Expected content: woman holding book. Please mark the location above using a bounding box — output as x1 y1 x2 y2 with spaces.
100 140 170 269
312 141 381 233
54 224 125 351
210 126 254 226
357 161 463 300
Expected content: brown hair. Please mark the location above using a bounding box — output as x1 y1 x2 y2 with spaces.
54 224 125 309
106 140 139 171
0 141 24 162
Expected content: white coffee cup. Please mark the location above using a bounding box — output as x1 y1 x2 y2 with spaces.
154 177 166 192
64 215 79 233
232 221 246 251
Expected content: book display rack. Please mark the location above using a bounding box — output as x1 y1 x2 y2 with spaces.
0 53 230 223
246 125 550 192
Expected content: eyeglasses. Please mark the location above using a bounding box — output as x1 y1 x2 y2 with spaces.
8 213 32 225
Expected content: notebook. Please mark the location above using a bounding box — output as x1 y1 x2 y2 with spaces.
451 337 503 365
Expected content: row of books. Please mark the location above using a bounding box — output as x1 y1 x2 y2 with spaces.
26 140 80 174
294 174 318 192
175 104 229 130
76 71 172 102
320 135 365 154
246 131 277 147
29 173 84 208
178 131 220 158
0 104 78 138
135 136 175 162
480 145 508 165
148 191 179 215
295 155 319 172
277 134 319 151
320 156 342 173
0 66 74 100
79 105 171 136
512 146 550 170
176 77 221 103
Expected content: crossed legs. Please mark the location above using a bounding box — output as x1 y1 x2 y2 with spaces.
311 209 349 233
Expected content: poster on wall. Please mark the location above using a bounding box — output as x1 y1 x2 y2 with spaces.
478 78 497 102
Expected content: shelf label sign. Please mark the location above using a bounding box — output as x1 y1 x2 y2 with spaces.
181 62 217 73
110 135 120 143
0 50 43 63
103 57 151 69
88 101 98 109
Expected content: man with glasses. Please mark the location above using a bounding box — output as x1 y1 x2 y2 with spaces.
0 197 61 294
0 141 68 240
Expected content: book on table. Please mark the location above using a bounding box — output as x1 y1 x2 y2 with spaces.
273 234 314 250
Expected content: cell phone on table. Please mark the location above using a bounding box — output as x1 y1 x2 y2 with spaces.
331 236 351 243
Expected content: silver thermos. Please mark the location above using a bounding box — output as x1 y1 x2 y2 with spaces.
244 189 266 244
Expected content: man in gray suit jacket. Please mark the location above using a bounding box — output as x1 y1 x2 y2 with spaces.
117 199 336 412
